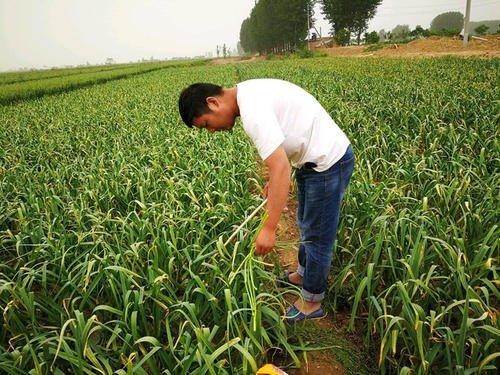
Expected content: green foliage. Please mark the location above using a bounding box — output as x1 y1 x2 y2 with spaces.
0 63 135 85
335 28 351 46
1 56 498 374
474 24 489 35
0 63 301 373
297 49 314 58
0 60 205 105
431 28 461 37
320 0 382 43
239 0 313 54
236 56 498 374
390 25 411 41
410 25 431 38
363 43 384 52
364 31 380 44
430 11 464 33
470 20 500 35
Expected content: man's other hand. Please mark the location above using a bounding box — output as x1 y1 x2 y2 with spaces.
255 226 276 256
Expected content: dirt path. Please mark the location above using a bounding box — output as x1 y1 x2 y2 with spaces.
275 195 346 375
257 163 375 374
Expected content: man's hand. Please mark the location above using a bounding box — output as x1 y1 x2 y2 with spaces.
255 226 276 256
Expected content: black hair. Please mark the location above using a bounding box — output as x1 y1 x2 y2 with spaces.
178 83 224 128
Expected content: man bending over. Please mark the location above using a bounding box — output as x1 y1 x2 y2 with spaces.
178 79 355 323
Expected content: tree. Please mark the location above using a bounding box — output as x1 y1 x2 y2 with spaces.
335 28 351 46
222 44 227 58
320 0 382 44
238 0 313 54
410 25 430 38
364 31 379 44
430 11 464 34
216 45 220 58
378 29 386 42
474 24 489 35
239 18 253 54
237 42 244 56
391 25 410 41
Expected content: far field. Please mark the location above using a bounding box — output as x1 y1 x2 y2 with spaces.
0 55 498 374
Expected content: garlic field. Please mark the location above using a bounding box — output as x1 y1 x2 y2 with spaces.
0 57 498 374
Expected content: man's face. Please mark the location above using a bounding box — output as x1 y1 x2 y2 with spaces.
192 96 235 133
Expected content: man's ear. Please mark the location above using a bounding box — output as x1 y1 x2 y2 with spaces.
206 96 219 111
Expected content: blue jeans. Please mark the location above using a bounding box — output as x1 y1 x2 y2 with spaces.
295 145 355 302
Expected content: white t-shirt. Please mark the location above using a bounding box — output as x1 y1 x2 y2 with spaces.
236 78 350 172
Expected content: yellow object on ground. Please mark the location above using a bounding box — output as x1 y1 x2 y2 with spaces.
256 364 289 375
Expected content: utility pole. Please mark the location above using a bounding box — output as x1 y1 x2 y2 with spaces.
463 0 472 47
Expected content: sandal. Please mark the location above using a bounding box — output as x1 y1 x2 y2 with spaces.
285 305 326 323
278 271 302 287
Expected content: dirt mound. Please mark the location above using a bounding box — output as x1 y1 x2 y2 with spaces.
318 35 500 58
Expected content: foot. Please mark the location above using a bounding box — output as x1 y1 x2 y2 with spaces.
285 299 326 323
293 298 321 315
287 272 303 285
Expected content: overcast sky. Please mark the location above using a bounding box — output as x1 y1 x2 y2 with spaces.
1 0 499 71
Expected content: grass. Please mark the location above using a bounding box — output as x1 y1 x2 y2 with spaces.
292 322 377 375
363 44 385 53
1 56 498 374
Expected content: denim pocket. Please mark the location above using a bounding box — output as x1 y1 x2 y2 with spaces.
340 155 355 167
339 145 355 167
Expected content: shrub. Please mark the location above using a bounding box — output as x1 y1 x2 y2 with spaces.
335 28 351 46
474 24 489 35
391 25 411 41
364 43 384 52
365 31 380 44
431 28 461 37
410 25 431 38
297 49 314 58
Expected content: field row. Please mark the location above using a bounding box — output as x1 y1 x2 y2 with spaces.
0 60 207 105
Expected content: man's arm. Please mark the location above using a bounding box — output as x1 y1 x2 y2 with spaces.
255 145 291 256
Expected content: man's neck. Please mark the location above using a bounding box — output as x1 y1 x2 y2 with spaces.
223 87 240 117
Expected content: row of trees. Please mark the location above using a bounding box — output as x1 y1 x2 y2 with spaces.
239 2 497 54
239 0 313 54
239 0 383 53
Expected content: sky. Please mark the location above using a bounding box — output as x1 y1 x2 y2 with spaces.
0 0 499 71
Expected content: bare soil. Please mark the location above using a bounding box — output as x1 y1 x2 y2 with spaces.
317 35 500 58
253 155 365 374
210 36 500 65
275 194 347 375
210 56 263 64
